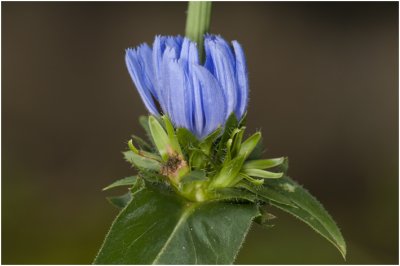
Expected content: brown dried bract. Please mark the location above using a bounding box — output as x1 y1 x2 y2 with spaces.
161 152 188 181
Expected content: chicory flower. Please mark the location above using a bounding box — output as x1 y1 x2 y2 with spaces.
125 35 248 139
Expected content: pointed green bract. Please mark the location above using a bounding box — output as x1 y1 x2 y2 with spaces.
128 139 139 154
210 155 246 188
176 127 200 155
148 116 171 161
131 134 152 151
199 127 222 155
102 176 137 191
139 115 156 146
137 150 162 161
238 132 261 159
243 157 285 170
231 127 245 158
162 115 183 155
247 137 264 160
124 151 161 171
217 113 238 159
243 168 283 179
225 138 233 162
240 173 264 186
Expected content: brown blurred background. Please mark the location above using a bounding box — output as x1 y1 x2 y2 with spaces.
2 2 398 264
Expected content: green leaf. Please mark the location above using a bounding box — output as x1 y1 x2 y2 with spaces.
94 186 260 264
148 116 170 161
213 187 259 203
243 169 283 179
265 176 347 259
123 151 161 171
102 176 137 191
106 192 132 209
237 181 295 207
243 157 285 170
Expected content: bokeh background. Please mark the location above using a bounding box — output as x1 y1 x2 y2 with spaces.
2 2 398 264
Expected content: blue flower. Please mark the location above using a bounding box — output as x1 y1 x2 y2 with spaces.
125 35 248 139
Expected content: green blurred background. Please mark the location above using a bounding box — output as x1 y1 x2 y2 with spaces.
2 2 398 264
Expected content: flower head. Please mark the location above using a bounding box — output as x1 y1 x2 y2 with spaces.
125 35 248 139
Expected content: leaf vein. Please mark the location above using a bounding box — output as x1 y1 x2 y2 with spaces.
151 203 198 264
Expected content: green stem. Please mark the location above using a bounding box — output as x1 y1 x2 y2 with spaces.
185 1 212 61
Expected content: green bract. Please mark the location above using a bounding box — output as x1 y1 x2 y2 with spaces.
126 114 284 202
96 114 346 264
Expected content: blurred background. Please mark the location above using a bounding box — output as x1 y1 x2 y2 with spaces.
2 2 398 264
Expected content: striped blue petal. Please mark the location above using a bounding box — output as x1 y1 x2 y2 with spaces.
158 46 180 115
190 67 205 138
192 65 226 138
152 36 184 107
232 41 249 119
204 35 238 119
179 38 199 65
136 44 157 98
125 48 159 115
161 57 192 130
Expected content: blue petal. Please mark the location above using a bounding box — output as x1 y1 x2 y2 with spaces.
190 65 205 137
165 36 183 56
178 39 198 132
157 46 180 114
209 35 235 62
232 41 249 119
152 35 165 76
136 44 157 99
204 36 237 119
161 58 192 130
192 65 226 138
152 36 184 107
125 48 159 115
153 36 183 67
179 38 199 65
